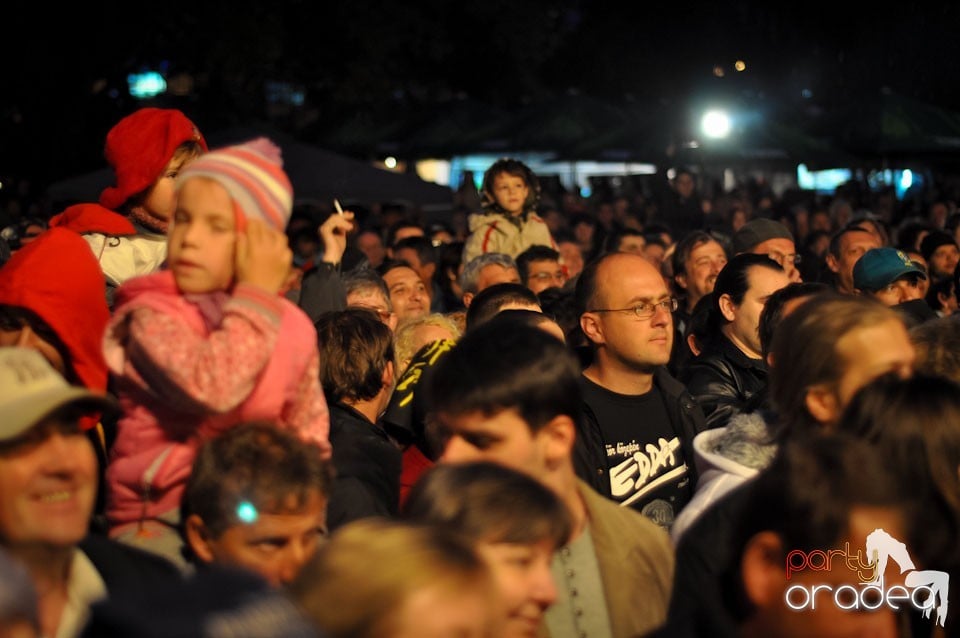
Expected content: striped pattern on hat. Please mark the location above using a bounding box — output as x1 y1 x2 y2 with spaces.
176 137 293 230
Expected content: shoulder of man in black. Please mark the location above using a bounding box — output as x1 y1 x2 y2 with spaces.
660 481 754 638
654 366 708 482
79 533 183 598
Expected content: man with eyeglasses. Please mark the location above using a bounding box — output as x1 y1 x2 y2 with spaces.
342 269 398 331
573 252 706 530
516 245 567 295
732 218 802 283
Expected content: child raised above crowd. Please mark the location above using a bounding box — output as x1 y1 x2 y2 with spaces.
49 108 207 306
102 138 330 567
462 158 558 264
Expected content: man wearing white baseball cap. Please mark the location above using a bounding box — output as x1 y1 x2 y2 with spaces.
0 347 179 638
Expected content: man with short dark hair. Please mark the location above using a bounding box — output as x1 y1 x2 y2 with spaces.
430 323 674 638
464 282 541 332
575 252 706 529
825 223 881 295
377 259 431 322
181 422 333 586
602 227 647 256
315 308 401 530
516 245 567 295
393 235 445 312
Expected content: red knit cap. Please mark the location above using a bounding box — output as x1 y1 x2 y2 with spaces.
99 108 207 210
175 137 293 231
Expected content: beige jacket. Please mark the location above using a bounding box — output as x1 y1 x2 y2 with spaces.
462 211 557 263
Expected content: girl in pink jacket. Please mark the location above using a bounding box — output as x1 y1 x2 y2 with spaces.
103 138 330 567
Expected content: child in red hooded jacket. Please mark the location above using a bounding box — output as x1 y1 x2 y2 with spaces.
49 108 206 307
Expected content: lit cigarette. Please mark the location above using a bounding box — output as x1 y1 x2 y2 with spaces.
334 199 344 215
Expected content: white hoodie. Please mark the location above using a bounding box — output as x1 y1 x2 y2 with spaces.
670 411 777 544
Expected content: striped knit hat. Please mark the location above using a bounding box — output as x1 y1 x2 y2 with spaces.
176 137 293 231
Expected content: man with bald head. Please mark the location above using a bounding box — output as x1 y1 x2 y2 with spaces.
575 252 706 530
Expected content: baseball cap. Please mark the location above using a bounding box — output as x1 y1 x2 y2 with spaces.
853 247 927 292
0 347 117 442
732 219 794 254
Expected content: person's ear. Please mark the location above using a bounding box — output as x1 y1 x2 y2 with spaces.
580 313 604 345
938 290 951 308
675 272 689 292
741 531 786 609
382 360 395 390
825 252 840 274
804 384 840 426
718 293 737 323
538 415 576 469
184 514 216 564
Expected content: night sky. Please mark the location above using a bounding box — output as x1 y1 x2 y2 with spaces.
5 1 960 190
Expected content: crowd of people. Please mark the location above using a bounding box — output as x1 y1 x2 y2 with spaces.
0 106 958 638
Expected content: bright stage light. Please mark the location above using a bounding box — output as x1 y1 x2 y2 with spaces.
701 110 731 139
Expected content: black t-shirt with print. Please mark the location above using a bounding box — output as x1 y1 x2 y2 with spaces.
581 376 693 530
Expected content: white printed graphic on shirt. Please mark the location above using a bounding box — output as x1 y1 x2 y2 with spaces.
605 436 688 507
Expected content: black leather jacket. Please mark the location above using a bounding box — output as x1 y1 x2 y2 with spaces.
682 336 768 429
326 403 401 531
574 367 707 499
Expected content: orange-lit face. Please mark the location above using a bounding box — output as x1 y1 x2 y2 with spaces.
168 178 237 294
189 490 327 587
491 173 530 216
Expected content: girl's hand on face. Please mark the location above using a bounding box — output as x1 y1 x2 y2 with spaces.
235 218 294 294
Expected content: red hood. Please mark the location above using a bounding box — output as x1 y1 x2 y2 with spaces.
48 204 137 236
0 228 110 392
